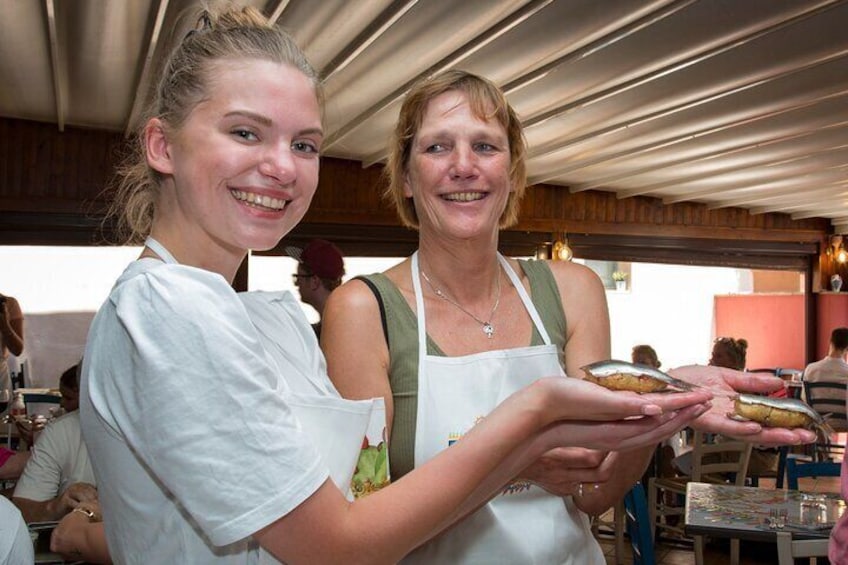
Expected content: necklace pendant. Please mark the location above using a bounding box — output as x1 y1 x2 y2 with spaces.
483 322 494 339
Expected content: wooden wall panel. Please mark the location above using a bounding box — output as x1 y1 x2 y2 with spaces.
0 119 121 213
514 183 828 243
0 117 832 254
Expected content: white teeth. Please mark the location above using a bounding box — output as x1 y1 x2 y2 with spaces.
443 192 485 202
230 190 286 211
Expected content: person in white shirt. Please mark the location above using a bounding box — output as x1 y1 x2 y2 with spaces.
13 363 96 523
804 327 848 403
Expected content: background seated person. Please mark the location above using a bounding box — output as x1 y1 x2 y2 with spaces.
51 499 111 564
709 336 747 371
675 337 778 478
803 327 848 401
632 344 661 369
12 362 97 522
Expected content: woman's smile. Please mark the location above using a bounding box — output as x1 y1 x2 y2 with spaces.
441 191 488 202
229 188 289 212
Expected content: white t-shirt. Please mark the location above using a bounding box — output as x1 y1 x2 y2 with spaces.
804 356 848 401
0 496 33 565
14 410 95 500
81 259 327 564
238 290 338 397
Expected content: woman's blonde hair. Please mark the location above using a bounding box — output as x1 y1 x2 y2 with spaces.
107 5 320 244
384 70 527 229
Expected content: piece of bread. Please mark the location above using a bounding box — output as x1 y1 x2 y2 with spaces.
732 399 813 428
583 372 668 393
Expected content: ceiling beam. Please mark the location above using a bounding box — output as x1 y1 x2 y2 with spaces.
529 65 848 188
657 163 848 205
265 0 292 24
325 0 555 153
361 0 690 166
571 119 848 194
713 181 848 210
124 0 170 136
524 0 842 138
320 0 419 82
792 206 848 221
43 0 65 132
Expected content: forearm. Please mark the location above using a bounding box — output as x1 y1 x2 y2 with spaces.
51 516 111 564
573 445 654 516
0 452 29 480
423 421 555 539
258 385 546 564
1 317 24 356
13 496 68 522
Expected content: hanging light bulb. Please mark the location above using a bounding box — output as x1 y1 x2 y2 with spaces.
831 235 847 263
552 233 573 261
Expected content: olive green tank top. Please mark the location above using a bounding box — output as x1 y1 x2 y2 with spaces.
360 259 567 479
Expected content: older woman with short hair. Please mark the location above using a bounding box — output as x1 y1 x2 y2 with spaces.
322 70 814 564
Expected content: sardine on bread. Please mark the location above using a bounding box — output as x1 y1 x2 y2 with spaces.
581 360 698 394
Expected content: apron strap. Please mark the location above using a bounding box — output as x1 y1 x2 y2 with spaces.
497 253 553 345
411 252 428 361
144 236 178 264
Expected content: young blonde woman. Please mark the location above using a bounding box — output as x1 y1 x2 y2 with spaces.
79 7 719 564
322 70 815 563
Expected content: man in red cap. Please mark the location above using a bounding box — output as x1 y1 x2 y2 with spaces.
287 239 345 339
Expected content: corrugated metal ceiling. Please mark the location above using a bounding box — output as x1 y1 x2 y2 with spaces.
2 0 847 230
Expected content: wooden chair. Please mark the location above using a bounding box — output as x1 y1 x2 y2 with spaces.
623 482 655 565
805 381 848 431
776 531 829 565
803 381 847 462
648 430 752 565
785 456 841 490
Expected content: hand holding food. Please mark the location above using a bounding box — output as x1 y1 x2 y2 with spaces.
581 361 819 446
730 394 829 431
581 359 703 393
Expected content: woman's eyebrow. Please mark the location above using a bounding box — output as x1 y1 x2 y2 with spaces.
225 110 271 126
223 110 323 137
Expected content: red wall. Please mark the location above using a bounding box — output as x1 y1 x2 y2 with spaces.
817 293 848 359
714 294 805 370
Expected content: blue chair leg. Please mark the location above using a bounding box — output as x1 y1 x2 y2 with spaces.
623 482 656 565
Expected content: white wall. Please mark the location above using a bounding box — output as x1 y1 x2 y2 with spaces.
4 246 141 387
3 246 751 384
607 262 747 369
2 246 401 385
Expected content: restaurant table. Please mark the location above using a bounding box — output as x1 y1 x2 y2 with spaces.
685 482 845 543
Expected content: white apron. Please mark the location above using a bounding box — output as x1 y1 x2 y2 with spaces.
403 252 603 565
144 239 386 564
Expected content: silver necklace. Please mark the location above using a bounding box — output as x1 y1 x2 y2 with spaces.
420 269 501 339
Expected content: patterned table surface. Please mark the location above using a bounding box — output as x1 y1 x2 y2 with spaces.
685 481 845 541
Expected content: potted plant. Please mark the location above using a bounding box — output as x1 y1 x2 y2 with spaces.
612 271 628 291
